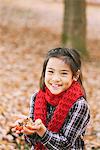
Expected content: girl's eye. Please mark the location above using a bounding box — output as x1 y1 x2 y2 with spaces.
48 70 54 73
61 72 68 75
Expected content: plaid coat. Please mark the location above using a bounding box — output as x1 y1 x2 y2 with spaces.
25 92 90 150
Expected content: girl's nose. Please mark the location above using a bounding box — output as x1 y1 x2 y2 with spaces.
52 74 61 82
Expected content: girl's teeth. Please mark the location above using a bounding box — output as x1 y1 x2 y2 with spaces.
52 84 59 87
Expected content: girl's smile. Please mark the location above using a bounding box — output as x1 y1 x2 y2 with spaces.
50 83 62 91
45 57 73 95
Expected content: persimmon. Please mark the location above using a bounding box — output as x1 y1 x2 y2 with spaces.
15 125 23 131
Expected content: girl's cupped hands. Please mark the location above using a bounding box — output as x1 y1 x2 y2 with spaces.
11 115 46 137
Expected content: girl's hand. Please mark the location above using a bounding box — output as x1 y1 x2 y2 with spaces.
25 119 47 137
11 115 31 134
11 116 46 137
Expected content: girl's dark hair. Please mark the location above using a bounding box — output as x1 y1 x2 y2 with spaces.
39 47 86 97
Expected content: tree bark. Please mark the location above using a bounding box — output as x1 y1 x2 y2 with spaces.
62 0 87 56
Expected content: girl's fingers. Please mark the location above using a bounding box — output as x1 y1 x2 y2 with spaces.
11 127 16 132
34 124 41 130
34 119 43 130
16 130 21 134
26 125 41 130
25 125 35 130
35 119 42 125
22 126 36 135
25 119 42 130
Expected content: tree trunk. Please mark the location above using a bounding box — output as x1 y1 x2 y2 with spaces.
62 0 87 56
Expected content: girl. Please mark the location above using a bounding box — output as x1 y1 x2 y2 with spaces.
13 48 90 150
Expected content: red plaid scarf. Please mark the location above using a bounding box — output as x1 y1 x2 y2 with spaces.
34 81 84 150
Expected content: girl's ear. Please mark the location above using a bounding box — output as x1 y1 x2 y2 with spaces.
73 70 80 81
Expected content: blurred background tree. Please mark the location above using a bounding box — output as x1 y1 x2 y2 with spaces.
62 0 87 56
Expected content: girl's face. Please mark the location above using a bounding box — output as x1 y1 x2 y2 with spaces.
45 57 73 95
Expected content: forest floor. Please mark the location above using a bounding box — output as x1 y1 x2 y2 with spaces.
0 0 100 149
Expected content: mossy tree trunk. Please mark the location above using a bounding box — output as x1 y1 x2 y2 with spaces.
62 0 87 56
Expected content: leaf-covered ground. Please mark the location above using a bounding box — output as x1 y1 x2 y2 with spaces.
0 0 100 149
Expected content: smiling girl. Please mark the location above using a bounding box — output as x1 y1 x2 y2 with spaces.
12 48 90 150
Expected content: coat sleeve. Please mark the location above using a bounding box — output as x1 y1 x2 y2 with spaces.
29 92 37 120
